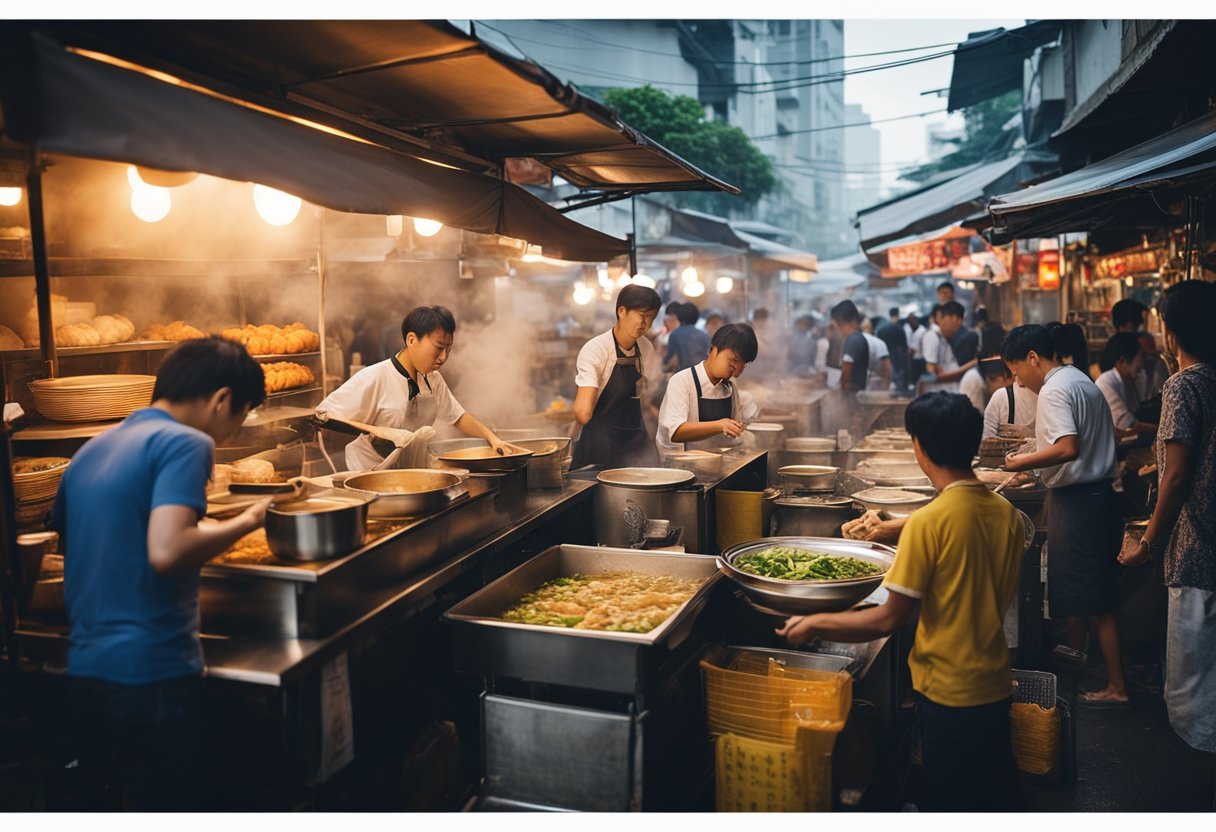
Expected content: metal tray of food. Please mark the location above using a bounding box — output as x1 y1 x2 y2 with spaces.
717 536 895 615
445 544 721 695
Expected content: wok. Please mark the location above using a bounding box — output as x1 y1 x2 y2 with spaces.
336 468 465 517
435 443 533 473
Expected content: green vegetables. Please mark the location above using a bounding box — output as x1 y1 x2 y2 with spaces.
733 546 883 581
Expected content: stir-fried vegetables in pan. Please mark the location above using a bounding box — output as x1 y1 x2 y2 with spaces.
733 546 883 581
502 571 703 633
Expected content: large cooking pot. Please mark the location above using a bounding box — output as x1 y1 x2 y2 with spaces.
777 465 839 493
768 494 859 538
265 493 373 561
337 469 464 517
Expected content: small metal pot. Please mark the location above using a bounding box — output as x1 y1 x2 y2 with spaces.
768 495 859 538
265 494 372 561
777 464 839 493
338 469 464 517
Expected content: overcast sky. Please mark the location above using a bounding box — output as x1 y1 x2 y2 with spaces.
843 18 1025 191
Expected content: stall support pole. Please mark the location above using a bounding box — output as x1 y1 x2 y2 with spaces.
27 151 57 378
0 359 22 667
317 210 329 396
626 232 636 277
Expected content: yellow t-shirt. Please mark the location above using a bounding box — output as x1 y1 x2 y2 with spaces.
883 480 1024 707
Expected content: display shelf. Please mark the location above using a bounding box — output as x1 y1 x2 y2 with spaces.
244 405 315 427
0 257 314 279
0 339 181 360
13 418 122 441
251 351 321 361
264 386 321 400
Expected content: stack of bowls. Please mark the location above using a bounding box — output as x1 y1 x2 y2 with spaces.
29 374 156 422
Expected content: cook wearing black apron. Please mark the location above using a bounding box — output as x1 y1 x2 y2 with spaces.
572 338 659 468
681 366 737 451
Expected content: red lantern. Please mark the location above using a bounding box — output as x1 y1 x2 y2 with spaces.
1038 250 1061 290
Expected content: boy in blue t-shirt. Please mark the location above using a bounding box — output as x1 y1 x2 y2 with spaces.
52 336 269 809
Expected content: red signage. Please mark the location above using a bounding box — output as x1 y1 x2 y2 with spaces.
1038 250 1060 290
884 237 971 277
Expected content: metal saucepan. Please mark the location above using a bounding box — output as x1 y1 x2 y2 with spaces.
336 468 465 517
265 492 374 561
717 536 895 614
435 443 533 473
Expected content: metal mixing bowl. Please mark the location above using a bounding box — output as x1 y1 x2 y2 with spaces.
717 536 895 614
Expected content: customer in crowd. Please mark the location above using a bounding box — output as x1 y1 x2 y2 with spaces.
703 309 727 338
949 307 981 366
905 312 927 380
780 392 1024 811
663 301 710 373
919 302 975 394
1119 280 1216 769
53 337 271 809
1048 321 1092 377
1136 331 1171 403
788 314 818 378
876 310 911 394
864 317 893 391
1111 298 1148 334
937 281 956 306
833 299 870 394
982 357 1038 439
655 301 681 357
1002 324 1128 708
1096 332 1157 439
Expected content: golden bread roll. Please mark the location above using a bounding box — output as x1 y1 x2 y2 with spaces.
231 458 276 484
0 324 23 351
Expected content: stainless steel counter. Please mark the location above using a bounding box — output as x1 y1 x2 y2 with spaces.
15 479 597 687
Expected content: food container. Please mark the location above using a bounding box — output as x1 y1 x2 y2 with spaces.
717 536 895 614
662 450 724 479
850 487 933 514
265 493 373 561
509 436 573 489
596 467 696 490
777 464 839 493
768 495 860 538
784 437 837 453
744 422 785 451
337 468 464 517
29 374 156 422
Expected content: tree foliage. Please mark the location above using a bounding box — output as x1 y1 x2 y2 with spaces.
601 85 775 214
901 90 1022 184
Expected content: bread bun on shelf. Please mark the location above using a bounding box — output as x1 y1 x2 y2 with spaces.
262 361 315 394
0 324 23 351
230 458 276 484
138 320 208 342
222 322 320 356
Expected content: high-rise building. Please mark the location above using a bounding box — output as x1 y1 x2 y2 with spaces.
842 103 882 219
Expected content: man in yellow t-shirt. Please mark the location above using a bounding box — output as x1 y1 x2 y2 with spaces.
778 391 1025 811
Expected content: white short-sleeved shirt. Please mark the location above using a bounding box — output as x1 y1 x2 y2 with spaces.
1034 364 1118 488
983 384 1038 439
905 323 926 357
919 328 960 393
959 366 986 413
575 329 655 394
1095 368 1137 430
656 362 759 453
316 358 465 471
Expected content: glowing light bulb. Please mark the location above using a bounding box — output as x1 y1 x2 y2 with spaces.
385 215 404 236
0 187 21 207
631 273 656 288
597 267 613 290
130 185 171 223
716 276 734 294
684 280 706 298
681 266 699 285
253 185 302 226
616 274 633 290
413 217 443 237
127 165 145 188
572 283 596 306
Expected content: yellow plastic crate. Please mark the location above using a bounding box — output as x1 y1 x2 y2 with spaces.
715 726 840 812
702 653 853 743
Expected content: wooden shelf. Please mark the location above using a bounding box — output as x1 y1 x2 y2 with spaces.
0 340 180 360
264 386 321 400
252 351 321 361
13 419 122 441
0 257 314 279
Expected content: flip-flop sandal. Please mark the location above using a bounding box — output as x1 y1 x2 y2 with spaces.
1078 693 1132 710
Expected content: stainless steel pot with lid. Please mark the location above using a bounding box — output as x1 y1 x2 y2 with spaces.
336 468 465 517
265 492 374 561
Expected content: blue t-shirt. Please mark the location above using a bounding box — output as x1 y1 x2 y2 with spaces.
842 330 870 391
665 325 711 372
52 408 214 684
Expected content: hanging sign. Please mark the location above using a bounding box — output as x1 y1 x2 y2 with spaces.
1038 250 1060 290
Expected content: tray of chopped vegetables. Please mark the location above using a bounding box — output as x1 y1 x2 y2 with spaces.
717 537 895 614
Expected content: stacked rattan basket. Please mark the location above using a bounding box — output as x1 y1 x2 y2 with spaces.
13 457 70 529
29 374 156 422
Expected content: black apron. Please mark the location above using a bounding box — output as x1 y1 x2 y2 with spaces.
682 367 736 451
1005 384 1016 423
572 338 658 469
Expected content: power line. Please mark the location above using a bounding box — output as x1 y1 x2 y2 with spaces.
479 20 960 68
749 108 948 140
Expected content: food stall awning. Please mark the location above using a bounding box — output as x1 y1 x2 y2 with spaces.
798 253 871 293
857 153 1028 253
985 109 1216 243
0 29 632 262
947 21 1065 112
732 228 819 272
18 20 737 198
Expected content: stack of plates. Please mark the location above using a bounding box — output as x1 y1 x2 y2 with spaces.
29 374 156 422
13 457 70 528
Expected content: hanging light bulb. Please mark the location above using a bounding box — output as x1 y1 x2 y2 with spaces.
631 272 656 288
715 276 735 294
130 186 171 223
0 187 22 207
597 267 613 290
684 280 706 298
615 274 633 290
253 185 302 226
681 266 699 285
413 217 443 237
385 215 404 236
572 282 596 306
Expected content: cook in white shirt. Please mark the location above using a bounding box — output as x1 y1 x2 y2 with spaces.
1095 332 1157 438
316 306 507 471
980 358 1038 439
657 324 760 453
